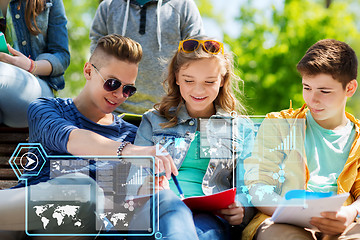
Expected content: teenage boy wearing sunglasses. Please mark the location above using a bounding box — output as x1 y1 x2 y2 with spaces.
24 33 178 187
0 34 187 239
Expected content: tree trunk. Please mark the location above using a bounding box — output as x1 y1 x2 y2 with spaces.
325 0 332 8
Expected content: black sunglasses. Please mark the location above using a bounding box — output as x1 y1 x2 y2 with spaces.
91 64 137 98
0 17 6 34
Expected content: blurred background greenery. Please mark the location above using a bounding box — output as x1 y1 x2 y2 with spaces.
61 0 360 117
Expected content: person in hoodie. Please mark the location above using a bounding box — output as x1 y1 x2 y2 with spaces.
89 0 204 114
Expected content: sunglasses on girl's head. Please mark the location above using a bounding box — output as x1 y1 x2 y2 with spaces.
91 64 137 98
178 39 224 55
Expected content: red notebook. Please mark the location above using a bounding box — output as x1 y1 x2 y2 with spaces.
182 188 236 211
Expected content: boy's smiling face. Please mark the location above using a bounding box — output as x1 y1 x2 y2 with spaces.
302 73 357 130
90 58 138 113
78 56 138 124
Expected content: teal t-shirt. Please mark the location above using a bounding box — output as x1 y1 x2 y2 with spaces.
305 112 355 193
169 131 210 198
135 0 152 6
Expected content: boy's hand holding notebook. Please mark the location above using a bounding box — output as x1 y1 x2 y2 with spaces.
271 189 349 229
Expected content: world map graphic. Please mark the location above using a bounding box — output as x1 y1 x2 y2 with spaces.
33 204 82 230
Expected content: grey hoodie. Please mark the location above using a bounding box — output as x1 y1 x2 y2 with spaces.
90 0 204 114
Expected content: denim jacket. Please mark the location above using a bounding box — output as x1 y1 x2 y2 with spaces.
135 104 256 226
9 0 70 90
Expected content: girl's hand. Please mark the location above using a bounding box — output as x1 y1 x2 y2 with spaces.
0 44 31 71
310 205 357 235
218 202 244 225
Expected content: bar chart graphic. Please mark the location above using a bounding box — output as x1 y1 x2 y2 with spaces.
127 166 143 185
269 127 296 152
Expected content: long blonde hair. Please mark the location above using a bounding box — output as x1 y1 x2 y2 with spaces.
155 36 246 128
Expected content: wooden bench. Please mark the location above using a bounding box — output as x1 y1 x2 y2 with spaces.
0 124 29 189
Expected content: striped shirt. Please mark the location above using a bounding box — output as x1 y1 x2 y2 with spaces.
15 97 137 187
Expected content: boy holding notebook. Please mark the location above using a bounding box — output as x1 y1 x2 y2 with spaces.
243 39 360 240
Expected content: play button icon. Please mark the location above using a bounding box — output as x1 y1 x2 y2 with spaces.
20 152 39 171
25 157 36 168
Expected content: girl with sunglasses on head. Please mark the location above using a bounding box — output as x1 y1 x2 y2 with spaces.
134 36 255 239
0 0 69 128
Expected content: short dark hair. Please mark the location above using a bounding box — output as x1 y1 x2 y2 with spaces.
90 34 142 67
297 39 358 89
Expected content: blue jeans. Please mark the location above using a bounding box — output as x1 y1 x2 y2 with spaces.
0 62 53 127
193 212 231 240
129 190 231 240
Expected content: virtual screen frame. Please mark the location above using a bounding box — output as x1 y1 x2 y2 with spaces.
7 116 308 238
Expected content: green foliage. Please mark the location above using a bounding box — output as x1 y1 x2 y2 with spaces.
226 0 360 116
194 0 223 24
59 0 98 98
194 0 214 18
59 0 360 117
